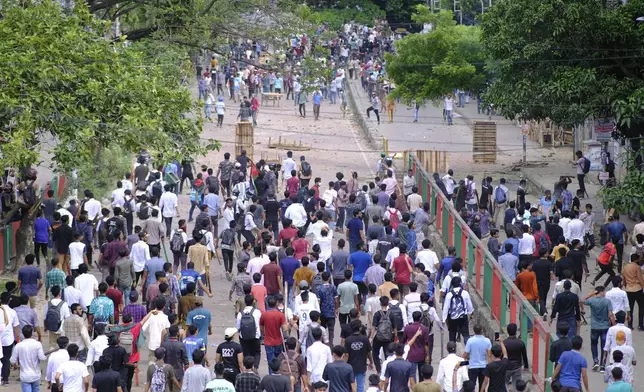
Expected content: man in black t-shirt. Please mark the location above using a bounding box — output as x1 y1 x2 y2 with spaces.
532 249 554 318
258 359 292 392
264 193 281 240
92 356 122 392
481 339 509 392
215 328 244 385
344 319 374 386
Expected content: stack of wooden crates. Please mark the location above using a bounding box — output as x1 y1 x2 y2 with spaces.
235 121 254 159
472 121 497 163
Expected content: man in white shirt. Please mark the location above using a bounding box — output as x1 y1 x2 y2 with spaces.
10 325 46 389
604 277 630 315
559 214 572 240
142 298 171 364
83 192 102 223
73 264 98 310
566 216 585 245
604 311 632 354
69 235 87 275
84 325 108 368
285 200 307 228
282 151 297 181
518 226 536 262
294 281 319 312
492 179 509 224
122 173 133 192
442 170 456 199
130 232 150 284
62 276 82 311
407 187 423 217
46 336 70 391
403 170 415 198
436 341 469 392
159 184 179 237
464 175 477 213
415 240 439 277
403 283 422 323
295 292 317 355
246 248 269 286
0 292 20 383
111 181 125 208
306 328 332 384
44 286 71 344
441 277 474 342
444 95 454 125
55 344 89 392
235 296 262 368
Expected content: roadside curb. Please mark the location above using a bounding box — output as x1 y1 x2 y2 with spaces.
345 79 384 151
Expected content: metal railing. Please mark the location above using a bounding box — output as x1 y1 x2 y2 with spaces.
407 152 557 392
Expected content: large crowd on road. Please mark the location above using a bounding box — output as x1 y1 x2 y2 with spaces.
0 19 640 392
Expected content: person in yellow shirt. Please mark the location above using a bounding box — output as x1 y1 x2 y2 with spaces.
378 271 398 299
551 237 568 262
386 97 396 123
293 256 314 294
187 232 212 292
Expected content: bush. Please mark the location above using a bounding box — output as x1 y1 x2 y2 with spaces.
306 0 386 30
76 146 132 200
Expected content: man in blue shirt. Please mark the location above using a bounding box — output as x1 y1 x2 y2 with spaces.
203 191 221 235
606 213 628 272
312 89 322 120
142 247 165 301
463 324 492 388
346 209 365 253
17 254 42 305
502 230 520 258
33 209 50 267
186 299 212 346
315 272 338 346
89 282 115 330
552 335 589 392
279 247 299 307
183 324 205 363
348 241 372 308
437 246 457 281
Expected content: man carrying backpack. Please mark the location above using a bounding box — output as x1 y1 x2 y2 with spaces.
369 296 396 373
493 178 509 225
236 295 262 371
441 276 474 344
148 173 164 206
44 285 70 348
298 156 312 188
146 347 181 392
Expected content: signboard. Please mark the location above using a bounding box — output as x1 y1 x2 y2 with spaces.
595 117 614 141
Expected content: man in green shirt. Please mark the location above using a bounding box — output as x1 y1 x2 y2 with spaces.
45 258 66 300
582 286 614 372
606 367 633 392
336 269 359 326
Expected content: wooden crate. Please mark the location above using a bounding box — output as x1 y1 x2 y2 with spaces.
472 121 497 163
235 121 254 160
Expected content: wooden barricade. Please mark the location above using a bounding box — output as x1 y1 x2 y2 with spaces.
473 121 497 163
235 121 254 160
415 150 448 174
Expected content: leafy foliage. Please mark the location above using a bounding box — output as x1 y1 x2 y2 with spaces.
385 8 486 102
0 1 208 172
480 0 644 132
298 1 385 31
599 149 644 215
77 146 133 199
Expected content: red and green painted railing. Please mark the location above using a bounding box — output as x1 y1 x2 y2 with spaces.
0 175 66 271
408 152 557 392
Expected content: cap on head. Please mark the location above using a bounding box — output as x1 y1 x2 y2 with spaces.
299 280 309 289
224 327 238 339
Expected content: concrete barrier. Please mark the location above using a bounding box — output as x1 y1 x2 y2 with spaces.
345 79 384 151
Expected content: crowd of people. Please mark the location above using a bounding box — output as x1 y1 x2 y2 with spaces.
2 17 642 392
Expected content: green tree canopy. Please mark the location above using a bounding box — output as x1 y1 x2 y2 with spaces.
0 0 209 172
385 8 486 102
480 0 644 132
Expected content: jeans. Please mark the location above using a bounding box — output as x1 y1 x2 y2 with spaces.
313 104 320 120
355 372 365 392
326 207 336 230
413 106 419 122
527 300 537 331
615 242 624 272
446 109 453 125
240 338 261 370
118 286 130 306
447 316 470 344
627 289 644 329
458 93 465 107
34 242 48 266
265 345 283 374
339 313 349 325
251 109 257 125
590 328 608 366
577 174 586 196
21 381 40 392
164 217 173 238
204 104 212 119
537 281 549 316
173 250 186 272
189 201 197 221
329 90 337 104
222 249 234 273
372 338 392 373
413 361 427 381
593 263 615 287
1 343 14 382
320 316 335 346
468 368 485 392
366 107 380 123
505 368 522 390
557 314 577 338
337 207 346 229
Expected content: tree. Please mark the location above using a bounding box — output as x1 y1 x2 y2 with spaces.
480 0 644 134
0 1 212 269
385 8 486 103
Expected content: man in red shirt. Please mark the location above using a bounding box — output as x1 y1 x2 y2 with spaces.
286 170 299 195
260 252 283 298
105 275 123 322
277 218 298 245
291 230 310 261
259 297 289 374
391 244 414 296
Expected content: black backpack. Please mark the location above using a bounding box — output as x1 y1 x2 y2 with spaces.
239 310 256 340
301 161 312 176
22 182 36 205
582 157 591 174
152 180 163 199
388 303 404 331
220 229 235 247
122 197 133 215
137 203 151 220
45 300 64 332
420 307 433 330
375 310 393 341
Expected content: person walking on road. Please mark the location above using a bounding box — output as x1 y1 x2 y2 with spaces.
581 286 613 372
366 93 380 125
